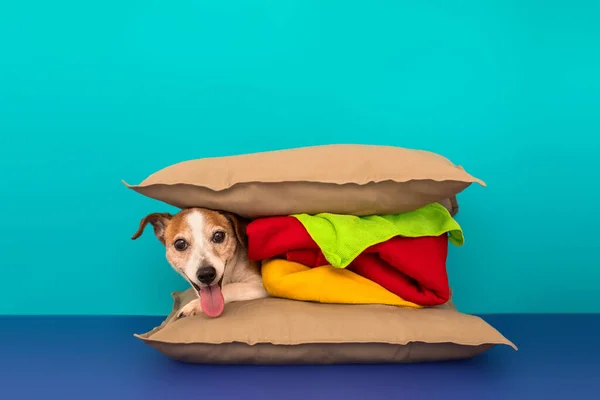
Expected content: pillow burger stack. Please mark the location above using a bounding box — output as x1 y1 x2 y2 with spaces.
126 144 515 364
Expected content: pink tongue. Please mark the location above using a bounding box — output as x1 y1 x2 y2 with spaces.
200 284 225 318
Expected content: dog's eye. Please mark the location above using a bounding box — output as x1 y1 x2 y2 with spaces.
212 231 226 243
173 239 188 251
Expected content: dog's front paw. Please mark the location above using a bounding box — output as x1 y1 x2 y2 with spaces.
176 299 203 319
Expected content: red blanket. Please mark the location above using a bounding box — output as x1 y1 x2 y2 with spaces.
247 216 450 306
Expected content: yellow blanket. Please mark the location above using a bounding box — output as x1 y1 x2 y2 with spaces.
261 259 422 308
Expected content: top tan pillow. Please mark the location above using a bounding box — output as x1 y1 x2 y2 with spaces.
124 144 484 218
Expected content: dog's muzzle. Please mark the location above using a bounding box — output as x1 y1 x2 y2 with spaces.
190 268 225 318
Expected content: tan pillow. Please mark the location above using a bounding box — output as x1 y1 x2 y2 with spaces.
136 289 516 364
124 144 484 218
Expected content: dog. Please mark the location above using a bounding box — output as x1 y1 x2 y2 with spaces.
131 208 268 318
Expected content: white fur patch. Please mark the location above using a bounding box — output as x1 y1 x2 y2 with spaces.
183 211 224 286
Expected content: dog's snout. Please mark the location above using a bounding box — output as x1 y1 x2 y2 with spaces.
196 266 217 284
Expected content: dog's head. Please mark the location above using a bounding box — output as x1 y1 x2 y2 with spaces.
131 208 248 317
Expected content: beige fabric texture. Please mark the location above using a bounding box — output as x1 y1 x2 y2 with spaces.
136 289 516 364
124 144 484 218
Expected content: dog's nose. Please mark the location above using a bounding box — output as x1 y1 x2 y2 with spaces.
196 266 217 284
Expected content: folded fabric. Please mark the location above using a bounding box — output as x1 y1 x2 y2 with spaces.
293 202 463 268
247 216 451 306
261 259 422 308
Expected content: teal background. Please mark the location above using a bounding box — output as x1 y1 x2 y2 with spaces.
0 0 598 315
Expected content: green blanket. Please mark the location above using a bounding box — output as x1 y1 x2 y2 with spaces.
292 203 463 268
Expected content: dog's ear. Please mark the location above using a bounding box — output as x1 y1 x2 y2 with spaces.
220 211 249 249
131 213 173 245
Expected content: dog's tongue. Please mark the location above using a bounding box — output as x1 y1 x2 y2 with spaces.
200 284 224 318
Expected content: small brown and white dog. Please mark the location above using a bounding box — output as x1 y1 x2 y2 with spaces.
131 208 268 318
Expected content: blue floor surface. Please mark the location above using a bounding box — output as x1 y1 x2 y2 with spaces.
0 314 598 399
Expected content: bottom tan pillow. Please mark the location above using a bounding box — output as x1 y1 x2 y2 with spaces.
136 289 516 364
